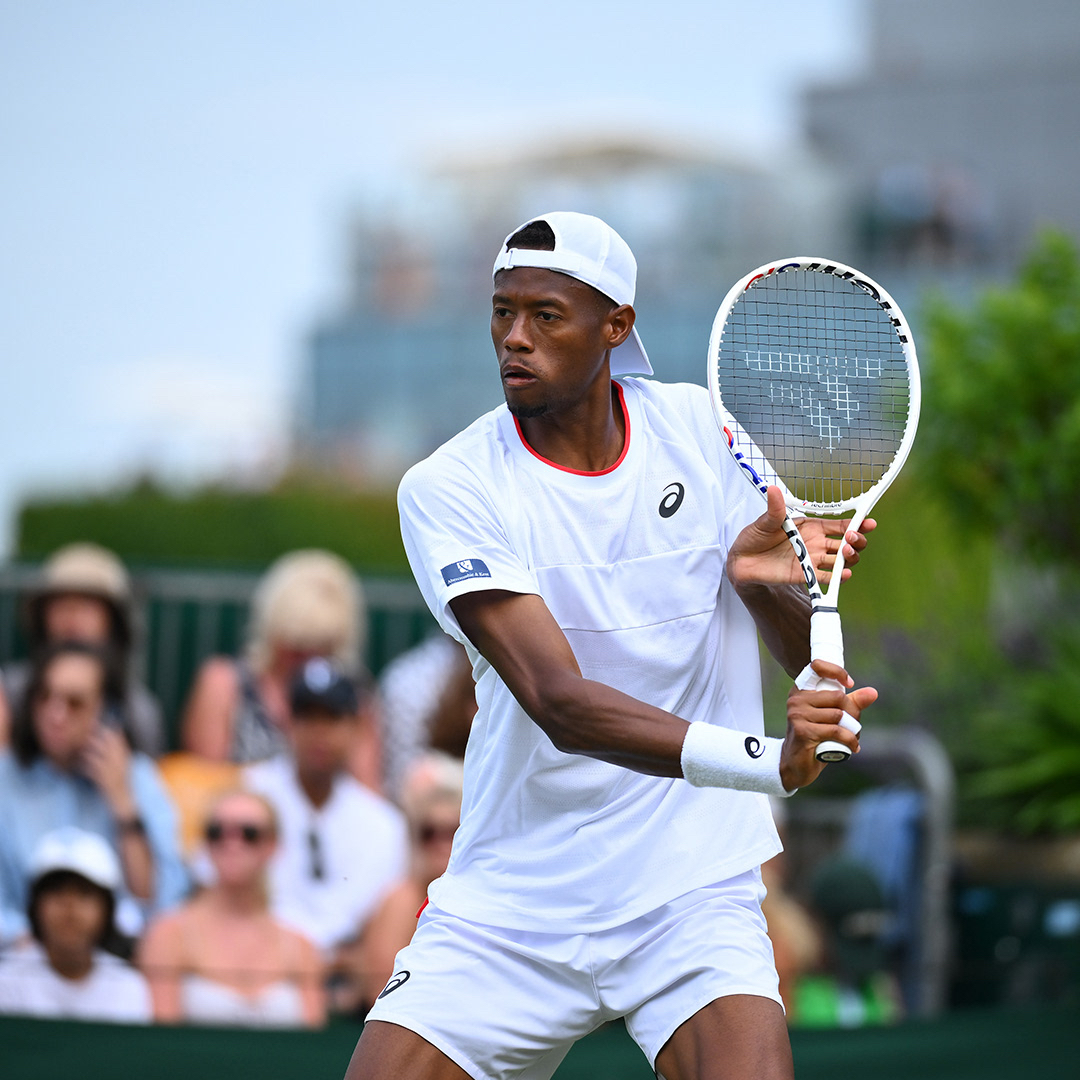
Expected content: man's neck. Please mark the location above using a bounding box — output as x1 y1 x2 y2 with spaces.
297 767 336 809
517 380 626 473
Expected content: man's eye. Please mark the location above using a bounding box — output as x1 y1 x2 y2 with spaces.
537 311 557 321
493 307 510 318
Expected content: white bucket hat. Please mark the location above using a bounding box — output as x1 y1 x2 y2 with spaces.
492 211 653 377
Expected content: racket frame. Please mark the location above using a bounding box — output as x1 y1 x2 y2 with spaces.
708 256 920 761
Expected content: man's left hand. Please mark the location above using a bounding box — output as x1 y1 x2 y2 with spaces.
727 485 875 589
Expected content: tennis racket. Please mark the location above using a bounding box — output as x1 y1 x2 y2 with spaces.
708 257 920 761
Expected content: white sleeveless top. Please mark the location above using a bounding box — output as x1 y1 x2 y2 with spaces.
180 973 305 1028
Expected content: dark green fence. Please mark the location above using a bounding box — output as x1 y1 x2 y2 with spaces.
0 565 435 750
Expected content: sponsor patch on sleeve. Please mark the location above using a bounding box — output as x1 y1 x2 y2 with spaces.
440 558 492 586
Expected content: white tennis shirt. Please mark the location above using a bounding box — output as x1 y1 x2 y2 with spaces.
398 378 781 932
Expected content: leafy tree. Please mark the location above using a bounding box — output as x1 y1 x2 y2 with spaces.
920 231 1080 569
918 231 1080 833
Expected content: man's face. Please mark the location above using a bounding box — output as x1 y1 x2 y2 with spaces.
491 267 624 419
33 653 104 769
290 707 356 777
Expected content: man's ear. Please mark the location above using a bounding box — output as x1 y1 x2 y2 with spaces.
606 304 636 349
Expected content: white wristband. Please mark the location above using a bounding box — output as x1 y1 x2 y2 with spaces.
680 721 795 798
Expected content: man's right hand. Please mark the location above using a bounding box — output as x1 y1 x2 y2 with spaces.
779 660 877 792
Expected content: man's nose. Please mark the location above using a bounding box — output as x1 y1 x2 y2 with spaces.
503 311 532 351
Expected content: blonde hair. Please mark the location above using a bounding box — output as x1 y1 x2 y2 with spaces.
400 752 465 826
245 549 365 675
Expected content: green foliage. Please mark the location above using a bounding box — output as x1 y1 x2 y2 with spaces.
964 630 1080 833
920 231 1080 568
15 476 410 574
916 230 1080 834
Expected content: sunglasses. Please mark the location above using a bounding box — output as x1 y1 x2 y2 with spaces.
205 821 270 846
418 823 458 845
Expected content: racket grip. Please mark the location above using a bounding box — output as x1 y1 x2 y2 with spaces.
798 609 858 762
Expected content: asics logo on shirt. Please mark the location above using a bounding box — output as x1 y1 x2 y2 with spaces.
378 971 411 998
744 737 765 759
658 482 685 518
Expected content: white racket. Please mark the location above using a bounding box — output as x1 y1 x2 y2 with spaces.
708 257 920 761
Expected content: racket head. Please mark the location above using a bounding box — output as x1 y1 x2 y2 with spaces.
709 257 921 519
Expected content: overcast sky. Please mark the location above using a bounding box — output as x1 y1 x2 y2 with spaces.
0 0 868 555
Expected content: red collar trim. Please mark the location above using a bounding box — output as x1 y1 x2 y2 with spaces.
513 382 630 476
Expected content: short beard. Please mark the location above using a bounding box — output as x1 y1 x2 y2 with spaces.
507 400 548 419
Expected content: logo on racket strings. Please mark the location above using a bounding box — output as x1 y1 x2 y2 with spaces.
743 351 883 450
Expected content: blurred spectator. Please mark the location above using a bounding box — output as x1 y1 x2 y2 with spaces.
761 796 824 1016
244 659 407 992
0 827 152 1023
181 550 382 790
791 855 903 1028
0 543 166 757
137 790 325 1028
347 752 463 1013
0 641 188 946
378 632 476 805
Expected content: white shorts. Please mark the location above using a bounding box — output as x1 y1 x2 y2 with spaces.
364 868 780 1080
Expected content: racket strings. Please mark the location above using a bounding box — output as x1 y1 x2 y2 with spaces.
716 271 911 505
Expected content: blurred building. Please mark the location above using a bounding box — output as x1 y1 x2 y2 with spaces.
298 0 1080 480
804 0 1080 274
294 137 842 480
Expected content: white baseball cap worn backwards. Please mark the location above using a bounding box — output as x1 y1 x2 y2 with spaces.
492 211 653 377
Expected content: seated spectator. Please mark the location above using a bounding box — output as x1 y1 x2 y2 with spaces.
347 752 463 1013
0 543 166 757
761 796 824 1016
137 790 325 1028
0 642 188 946
0 827 152 1023
378 632 476 805
243 659 407 973
181 550 381 789
791 855 903 1028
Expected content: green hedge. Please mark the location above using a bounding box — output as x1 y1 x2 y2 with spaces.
15 479 410 575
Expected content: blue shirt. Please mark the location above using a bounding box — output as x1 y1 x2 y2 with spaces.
0 749 189 943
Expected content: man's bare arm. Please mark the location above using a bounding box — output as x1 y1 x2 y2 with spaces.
449 589 870 787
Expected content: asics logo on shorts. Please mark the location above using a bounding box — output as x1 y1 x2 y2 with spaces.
658 482 685 518
378 970 411 998
744 737 765 759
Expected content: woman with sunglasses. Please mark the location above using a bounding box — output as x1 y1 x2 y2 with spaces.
137 790 325 1028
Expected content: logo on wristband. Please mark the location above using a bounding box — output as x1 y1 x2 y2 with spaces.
744 737 765 759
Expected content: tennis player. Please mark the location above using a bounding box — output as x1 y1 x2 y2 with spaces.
347 212 878 1080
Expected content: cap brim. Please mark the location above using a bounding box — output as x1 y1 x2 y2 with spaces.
610 327 652 377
